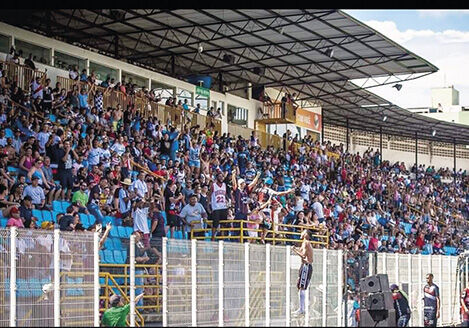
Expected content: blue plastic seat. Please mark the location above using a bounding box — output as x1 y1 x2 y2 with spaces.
103 250 114 264
110 227 120 238
7 166 18 173
17 279 30 297
122 250 127 260
51 211 60 222
49 114 56 123
161 212 167 225
0 218 7 228
32 209 43 222
443 246 457 256
42 211 52 222
29 278 42 297
61 201 71 212
103 216 115 226
80 213 89 227
175 231 182 239
5 128 13 138
88 214 96 226
112 238 123 251
52 201 62 213
99 277 105 286
99 250 105 261
113 250 125 264
362 239 369 249
104 238 114 250
117 226 127 239
124 227 133 238
74 278 84 296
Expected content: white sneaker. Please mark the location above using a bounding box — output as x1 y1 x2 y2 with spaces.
292 309 305 316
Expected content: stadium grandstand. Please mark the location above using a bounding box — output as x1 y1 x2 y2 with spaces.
0 8 466 327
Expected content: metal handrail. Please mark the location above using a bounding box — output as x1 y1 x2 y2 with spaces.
99 271 145 327
188 219 329 245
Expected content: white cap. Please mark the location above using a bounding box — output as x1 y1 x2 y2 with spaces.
238 178 246 185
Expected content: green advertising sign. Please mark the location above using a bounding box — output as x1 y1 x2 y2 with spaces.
195 85 210 98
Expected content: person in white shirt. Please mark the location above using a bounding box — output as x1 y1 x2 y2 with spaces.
133 198 151 248
87 139 103 167
131 172 148 200
312 194 325 223
37 124 51 155
110 136 126 156
300 180 311 202
30 76 43 100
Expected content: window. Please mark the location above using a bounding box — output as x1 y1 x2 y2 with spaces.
194 94 209 110
218 101 225 116
151 81 175 104
177 88 193 107
0 34 10 54
89 61 118 82
54 51 87 72
15 39 51 65
122 71 148 89
227 104 248 126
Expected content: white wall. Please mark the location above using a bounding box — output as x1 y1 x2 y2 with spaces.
350 143 469 171
0 22 263 133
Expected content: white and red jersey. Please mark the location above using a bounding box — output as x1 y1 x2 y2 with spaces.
211 182 228 211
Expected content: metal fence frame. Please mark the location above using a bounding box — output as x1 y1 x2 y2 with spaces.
161 238 465 327
2 227 99 327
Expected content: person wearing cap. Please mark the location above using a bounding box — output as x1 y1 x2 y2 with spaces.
23 176 46 209
101 292 145 327
231 169 261 239
391 284 411 327
19 195 35 227
72 181 90 213
118 178 134 225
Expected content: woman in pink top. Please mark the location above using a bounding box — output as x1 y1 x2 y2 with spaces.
18 147 35 174
6 207 24 228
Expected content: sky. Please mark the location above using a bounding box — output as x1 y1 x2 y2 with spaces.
344 10 469 108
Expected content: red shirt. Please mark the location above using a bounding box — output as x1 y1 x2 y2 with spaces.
416 235 425 249
462 289 469 320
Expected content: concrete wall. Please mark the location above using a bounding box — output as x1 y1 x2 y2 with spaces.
431 86 459 107
350 142 469 171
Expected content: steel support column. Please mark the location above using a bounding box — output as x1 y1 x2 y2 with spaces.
415 132 418 171
454 138 457 184
321 107 324 143
379 126 383 164
346 118 349 153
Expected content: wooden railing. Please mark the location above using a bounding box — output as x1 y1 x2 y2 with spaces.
0 60 46 90
56 76 222 135
260 101 296 122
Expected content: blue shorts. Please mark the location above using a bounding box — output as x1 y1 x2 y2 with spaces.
189 160 200 168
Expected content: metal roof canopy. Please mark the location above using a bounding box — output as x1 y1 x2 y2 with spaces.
2 9 469 144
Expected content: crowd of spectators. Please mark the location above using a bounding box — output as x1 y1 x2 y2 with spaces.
0 56 467 260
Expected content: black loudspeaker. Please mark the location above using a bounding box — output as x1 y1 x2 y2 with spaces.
360 274 390 293
364 291 394 311
359 309 396 327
